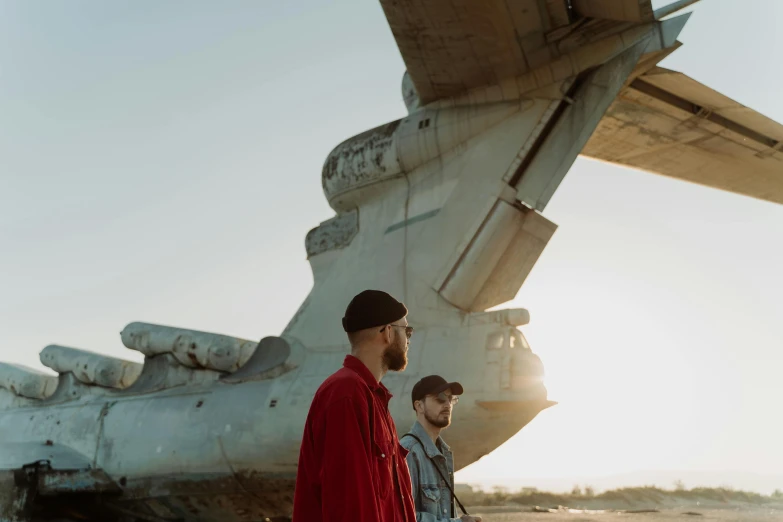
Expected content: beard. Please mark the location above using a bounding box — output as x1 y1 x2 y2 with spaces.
424 409 451 429
382 330 408 372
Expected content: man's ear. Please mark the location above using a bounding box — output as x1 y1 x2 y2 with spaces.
381 324 391 345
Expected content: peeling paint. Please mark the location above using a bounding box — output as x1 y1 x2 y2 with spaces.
305 210 359 257
321 119 402 207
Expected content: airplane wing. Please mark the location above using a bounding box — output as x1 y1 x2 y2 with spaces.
571 0 654 22
582 67 783 205
379 0 783 204
378 0 654 104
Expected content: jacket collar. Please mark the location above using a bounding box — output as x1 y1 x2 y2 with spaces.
410 420 451 458
343 355 392 403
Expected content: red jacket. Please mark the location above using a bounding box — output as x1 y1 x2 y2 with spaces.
293 355 416 522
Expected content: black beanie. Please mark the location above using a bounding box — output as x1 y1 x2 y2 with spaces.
342 290 408 333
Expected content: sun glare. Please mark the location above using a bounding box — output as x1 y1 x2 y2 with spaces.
458 277 714 486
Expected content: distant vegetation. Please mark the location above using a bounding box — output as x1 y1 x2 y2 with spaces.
457 483 783 508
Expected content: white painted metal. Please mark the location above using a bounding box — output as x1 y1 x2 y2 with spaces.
0 389 36 410
2 1 781 520
516 40 650 210
323 102 523 211
584 67 783 205
0 363 57 401
120 322 258 372
40 345 142 389
0 442 91 471
439 202 558 311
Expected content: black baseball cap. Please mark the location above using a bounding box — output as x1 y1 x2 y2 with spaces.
411 375 464 408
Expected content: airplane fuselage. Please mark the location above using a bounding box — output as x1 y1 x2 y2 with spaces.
0 316 547 520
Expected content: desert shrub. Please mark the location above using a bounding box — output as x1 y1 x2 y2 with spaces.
459 484 778 508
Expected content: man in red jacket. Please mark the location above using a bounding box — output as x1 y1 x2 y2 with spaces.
292 290 417 522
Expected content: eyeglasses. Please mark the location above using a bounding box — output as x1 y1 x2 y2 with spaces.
384 324 414 339
431 392 459 406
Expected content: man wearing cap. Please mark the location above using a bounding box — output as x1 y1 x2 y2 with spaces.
292 289 417 522
401 376 481 522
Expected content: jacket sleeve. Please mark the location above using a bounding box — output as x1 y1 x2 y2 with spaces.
405 448 462 522
320 396 379 522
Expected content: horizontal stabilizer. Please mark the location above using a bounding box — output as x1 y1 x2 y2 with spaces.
572 0 654 22
582 67 783 205
380 0 661 105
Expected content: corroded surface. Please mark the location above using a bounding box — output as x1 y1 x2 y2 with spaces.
121 323 258 372
0 363 57 401
582 67 783 204
322 119 402 206
40 345 142 389
305 210 359 258
113 473 297 521
379 0 654 104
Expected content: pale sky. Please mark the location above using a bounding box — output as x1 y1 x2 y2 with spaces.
1 1 782 493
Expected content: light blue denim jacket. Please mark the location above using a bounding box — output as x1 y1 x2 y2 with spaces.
400 421 460 522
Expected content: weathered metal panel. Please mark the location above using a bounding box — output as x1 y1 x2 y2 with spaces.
321 119 402 209
516 39 650 210
465 308 531 327
221 337 292 383
38 469 121 495
438 202 557 312
582 68 783 205
404 100 555 292
0 471 31 522
0 442 91 471
43 372 110 404
378 0 663 105
40 345 142 389
427 19 674 109
121 323 258 372
0 458 121 522
640 67 783 142
0 389 36 410
439 200 523 311
305 210 359 258
322 103 522 211
379 0 557 104
0 364 57 401
545 0 573 28
122 353 224 393
572 0 654 22
471 209 558 311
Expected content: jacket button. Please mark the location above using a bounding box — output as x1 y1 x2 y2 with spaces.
381 453 386 458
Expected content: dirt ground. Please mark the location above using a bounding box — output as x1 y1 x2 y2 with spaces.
468 505 783 521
